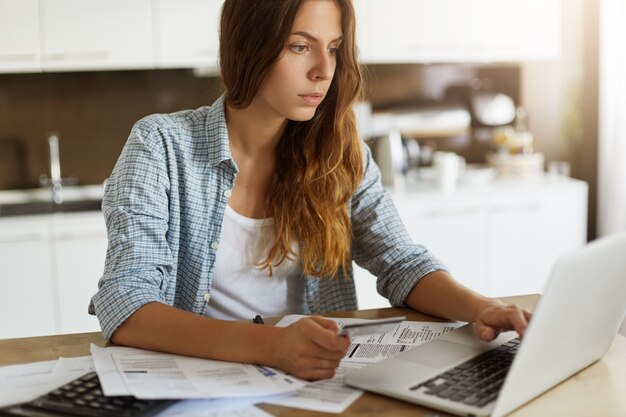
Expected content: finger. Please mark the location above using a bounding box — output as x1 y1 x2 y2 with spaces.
313 332 351 353
303 317 347 351
480 306 523 328
310 357 342 370
293 356 341 381
486 306 529 337
308 315 340 333
477 325 494 341
312 346 349 361
476 323 501 342
507 308 529 337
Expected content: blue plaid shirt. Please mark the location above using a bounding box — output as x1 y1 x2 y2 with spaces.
89 95 448 340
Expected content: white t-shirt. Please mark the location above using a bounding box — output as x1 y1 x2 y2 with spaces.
204 205 306 320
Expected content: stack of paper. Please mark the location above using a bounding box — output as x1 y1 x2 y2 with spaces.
90 344 305 400
0 318 463 415
0 356 94 408
0 356 278 417
263 316 464 413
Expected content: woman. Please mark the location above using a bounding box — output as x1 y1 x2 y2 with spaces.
90 0 531 381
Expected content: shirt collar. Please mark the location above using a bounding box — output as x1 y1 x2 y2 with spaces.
204 94 237 170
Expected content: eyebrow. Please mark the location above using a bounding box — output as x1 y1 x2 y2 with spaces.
291 31 343 43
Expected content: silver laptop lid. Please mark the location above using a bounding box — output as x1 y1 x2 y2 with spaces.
492 232 626 417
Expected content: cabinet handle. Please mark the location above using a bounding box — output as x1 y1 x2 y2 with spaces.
0 53 37 62
45 51 110 61
406 43 460 52
54 231 106 240
421 207 482 217
492 202 542 213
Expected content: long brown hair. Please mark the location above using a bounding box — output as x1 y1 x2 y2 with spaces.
220 0 363 277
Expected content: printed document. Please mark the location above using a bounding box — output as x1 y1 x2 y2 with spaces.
157 397 278 417
0 356 94 408
263 316 464 413
90 344 306 400
158 405 273 417
0 355 278 417
0 316 463 414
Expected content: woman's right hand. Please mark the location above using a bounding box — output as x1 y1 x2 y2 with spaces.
271 316 351 380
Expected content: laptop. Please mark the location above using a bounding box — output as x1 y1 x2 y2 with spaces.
345 232 626 417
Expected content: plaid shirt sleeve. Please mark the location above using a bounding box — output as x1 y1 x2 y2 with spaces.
350 144 449 307
89 117 174 341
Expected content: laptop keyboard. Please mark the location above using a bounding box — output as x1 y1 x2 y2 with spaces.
410 337 521 408
0 371 176 417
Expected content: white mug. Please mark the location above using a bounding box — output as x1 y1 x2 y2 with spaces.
433 152 464 192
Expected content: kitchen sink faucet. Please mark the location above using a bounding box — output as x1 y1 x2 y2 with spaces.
48 132 63 204
39 132 79 203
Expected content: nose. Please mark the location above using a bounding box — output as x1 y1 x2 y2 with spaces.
309 50 335 81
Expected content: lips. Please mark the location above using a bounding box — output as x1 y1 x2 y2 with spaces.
299 92 324 106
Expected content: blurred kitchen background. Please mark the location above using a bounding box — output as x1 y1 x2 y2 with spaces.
1 0 625 339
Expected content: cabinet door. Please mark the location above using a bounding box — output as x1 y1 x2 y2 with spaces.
353 0 374 63
155 0 223 69
359 0 559 64
52 213 107 334
41 0 154 71
393 193 490 295
466 0 560 61
0 219 56 339
488 187 586 297
367 0 466 63
0 0 41 72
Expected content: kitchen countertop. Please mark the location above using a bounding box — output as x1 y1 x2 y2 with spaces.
0 176 585 217
391 172 587 195
0 184 104 205
0 184 105 217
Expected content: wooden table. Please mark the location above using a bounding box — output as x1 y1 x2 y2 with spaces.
1 295 625 416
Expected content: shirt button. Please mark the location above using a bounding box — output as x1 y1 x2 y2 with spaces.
223 189 232 198
203 293 211 303
211 241 219 250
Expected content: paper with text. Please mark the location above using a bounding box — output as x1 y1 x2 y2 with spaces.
157 396 280 417
0 355 95 408
0 360 57 407
264 315 464 413
90 344 305 400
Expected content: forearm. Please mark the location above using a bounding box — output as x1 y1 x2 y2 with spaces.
405 270 504 323
111 302 281 366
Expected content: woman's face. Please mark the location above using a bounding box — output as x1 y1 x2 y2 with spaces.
253 0 342 122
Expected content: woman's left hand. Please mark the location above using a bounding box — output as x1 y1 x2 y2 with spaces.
474 302 532 342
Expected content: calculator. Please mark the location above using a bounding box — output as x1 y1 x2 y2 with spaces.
0 371 176 417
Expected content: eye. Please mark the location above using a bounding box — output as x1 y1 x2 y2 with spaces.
289 44 310 54
328 46 340 56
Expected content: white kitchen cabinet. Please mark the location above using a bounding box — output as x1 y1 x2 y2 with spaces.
154 0 223 69
353 0 375 63
52 213 107 334
488 186 586 296
466 0 560 62
0 0 562 74
0 211 106 339
41 0 154 71
394 193 490 294
366 0 467 64
361 0 561 64
0 0 41 72
0 216 56 339
353 177 587 308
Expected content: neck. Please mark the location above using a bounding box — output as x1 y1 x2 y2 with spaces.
225 99 287 159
